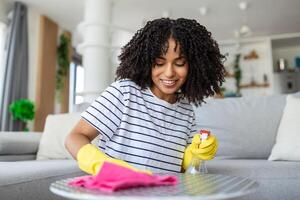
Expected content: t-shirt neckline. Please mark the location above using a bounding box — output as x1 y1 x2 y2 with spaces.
146 88 180 108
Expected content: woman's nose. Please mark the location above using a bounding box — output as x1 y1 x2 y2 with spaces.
164 64 175 77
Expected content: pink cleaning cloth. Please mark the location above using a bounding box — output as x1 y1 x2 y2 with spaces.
68 162 178 192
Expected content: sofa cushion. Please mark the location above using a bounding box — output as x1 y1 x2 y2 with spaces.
269 94 300 161
194 94 286 159
0 160 84 200
0 160 81 187
0 154 36 161
36 113 81 160
0 172 82 200
0 132 41 155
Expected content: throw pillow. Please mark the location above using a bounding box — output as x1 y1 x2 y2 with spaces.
193 94 287 159
268 95 300 161
36 113 81 160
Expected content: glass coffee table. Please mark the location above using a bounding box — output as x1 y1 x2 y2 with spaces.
50 173 258 200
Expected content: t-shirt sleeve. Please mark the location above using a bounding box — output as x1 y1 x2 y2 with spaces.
187 111 198 145
81 81 124 140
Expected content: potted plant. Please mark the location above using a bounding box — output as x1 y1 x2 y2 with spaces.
234 54 242 96
56 33 71 101
9 99 35 131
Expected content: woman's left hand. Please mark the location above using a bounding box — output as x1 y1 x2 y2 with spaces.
182 134 218 170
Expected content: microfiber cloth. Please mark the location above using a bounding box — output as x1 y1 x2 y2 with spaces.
68 162 178 192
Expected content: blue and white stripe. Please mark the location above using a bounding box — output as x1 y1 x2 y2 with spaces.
81 79 196 173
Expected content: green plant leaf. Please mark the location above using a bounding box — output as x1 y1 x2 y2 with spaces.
9 99 35 122
56 33 71 101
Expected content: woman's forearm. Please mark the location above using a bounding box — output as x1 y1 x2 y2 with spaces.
65 119 99 160
65 132 90 159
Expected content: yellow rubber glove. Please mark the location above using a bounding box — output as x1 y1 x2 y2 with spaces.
182 134 218 170
77 144 152 175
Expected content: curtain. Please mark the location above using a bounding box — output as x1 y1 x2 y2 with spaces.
0 2 28 131
0 22 7 95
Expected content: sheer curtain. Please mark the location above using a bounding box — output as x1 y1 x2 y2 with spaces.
0 2 28 131
0 22 7 99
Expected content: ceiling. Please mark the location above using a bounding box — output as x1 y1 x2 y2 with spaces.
3 0 300 41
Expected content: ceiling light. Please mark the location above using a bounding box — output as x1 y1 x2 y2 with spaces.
199 6 208 16
162 11 170 18
233 25 252 38
240 25 251 35
238 1 248 11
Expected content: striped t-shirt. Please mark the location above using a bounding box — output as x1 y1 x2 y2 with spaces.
81 79 197 173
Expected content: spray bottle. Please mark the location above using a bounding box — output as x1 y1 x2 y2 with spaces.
186 129 210 175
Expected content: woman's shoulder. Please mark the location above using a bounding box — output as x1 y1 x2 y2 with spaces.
115 79 142 92
116 78 138 86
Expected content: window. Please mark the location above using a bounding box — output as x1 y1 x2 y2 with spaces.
69 51 84 112
0 22 7 95
74 64 84 104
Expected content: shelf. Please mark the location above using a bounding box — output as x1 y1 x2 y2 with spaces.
224 71 235 77
239 82 270 89
243 50 259 60
274 68 300 73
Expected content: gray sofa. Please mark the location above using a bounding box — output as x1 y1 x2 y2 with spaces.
1 93 300 200
0 132 83 200
195 93 300 200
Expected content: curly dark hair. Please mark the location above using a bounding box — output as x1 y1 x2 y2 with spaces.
116 18 225 106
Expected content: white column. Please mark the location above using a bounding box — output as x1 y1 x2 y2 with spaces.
77 0 112 103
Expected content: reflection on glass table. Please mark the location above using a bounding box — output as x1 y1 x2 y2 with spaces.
50 173 258 200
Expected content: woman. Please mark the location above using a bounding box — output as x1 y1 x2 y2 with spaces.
65 18 225 175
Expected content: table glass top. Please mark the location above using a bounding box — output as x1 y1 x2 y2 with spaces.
50 173 258 200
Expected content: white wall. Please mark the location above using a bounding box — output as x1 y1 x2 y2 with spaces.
0 0 10 22
110 29 133 79
27 6 40 102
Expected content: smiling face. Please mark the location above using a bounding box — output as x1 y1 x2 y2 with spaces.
151 37 188 104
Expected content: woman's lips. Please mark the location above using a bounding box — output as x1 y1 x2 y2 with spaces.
160 79 177 87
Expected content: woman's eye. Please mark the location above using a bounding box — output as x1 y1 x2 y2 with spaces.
155 63 164 67
175 61 186 66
